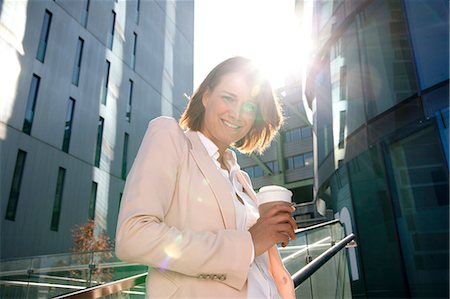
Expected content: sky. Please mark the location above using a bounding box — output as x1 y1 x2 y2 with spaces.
193 0 313 90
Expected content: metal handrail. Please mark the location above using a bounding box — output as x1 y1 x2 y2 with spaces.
292 233 356 288
295 219 340 234
52 272 147 299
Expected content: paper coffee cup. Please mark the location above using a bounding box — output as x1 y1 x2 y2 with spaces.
256 185 292 216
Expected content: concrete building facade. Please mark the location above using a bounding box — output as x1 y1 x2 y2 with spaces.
0 0 194 259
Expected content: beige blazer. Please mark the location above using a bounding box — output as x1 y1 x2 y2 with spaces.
116 116 294 298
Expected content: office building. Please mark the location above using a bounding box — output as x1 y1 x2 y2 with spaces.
0 0 194 259
302 0 448 297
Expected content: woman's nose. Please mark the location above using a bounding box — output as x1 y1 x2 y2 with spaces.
228 103 241 119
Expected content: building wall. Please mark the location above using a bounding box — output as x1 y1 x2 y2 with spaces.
0 0 194 259
305 0 448 297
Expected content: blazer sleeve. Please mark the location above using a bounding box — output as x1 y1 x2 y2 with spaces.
115 117 253 290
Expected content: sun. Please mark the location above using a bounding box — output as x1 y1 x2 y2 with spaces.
194 0 313 90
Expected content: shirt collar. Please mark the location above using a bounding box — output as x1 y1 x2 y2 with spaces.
196 131 239 172
197 131 219 159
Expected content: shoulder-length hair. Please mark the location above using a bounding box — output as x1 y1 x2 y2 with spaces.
179 56 284 154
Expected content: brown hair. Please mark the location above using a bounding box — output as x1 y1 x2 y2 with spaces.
179 56 284 154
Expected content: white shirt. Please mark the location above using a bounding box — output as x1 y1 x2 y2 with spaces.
197 132 281 299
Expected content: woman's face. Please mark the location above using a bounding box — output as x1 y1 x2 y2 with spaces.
201 72 257 152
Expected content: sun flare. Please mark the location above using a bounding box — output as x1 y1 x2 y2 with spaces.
194 0 313 89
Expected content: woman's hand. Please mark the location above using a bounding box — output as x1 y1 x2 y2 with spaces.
248 204 297 256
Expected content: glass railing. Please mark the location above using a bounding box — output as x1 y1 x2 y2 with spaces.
0 220 353 298
0 250 146 298
279 219 353 298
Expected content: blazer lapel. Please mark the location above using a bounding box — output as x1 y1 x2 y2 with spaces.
185 130 236 229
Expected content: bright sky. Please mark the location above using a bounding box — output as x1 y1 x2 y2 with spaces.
194 0 312 90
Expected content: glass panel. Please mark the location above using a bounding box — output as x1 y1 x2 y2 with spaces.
36 10 52 62
404 0 449 89
127 80 133 122
121 133 129 179
88 182 97 220
62 98 75 153
387 125 449 298
95 117 104 167
5 150 27 221
81 0 90 27
71 38 84 86
23 75 40 135
348 146 408 297
359 0 417 119
0 250 147 298
101 61 110 105
50 168 66 231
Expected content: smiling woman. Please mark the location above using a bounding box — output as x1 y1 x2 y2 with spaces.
116 56 297 298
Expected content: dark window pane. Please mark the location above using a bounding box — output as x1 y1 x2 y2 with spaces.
36 10 52 62
23 74 41 134
50 167 66 231
95 117 104 167
5 150 27 221
62 98 75 153
89 182 97 220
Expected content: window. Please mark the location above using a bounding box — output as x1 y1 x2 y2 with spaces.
62 98 75 153
339 65 347 101
285 127 312 142
338 110 346 149
301 127 312 138
5 150 27 221
131 32 137 70
95 117 104 167
135 0 140 24
286 154 305 170
266 160 279 174
88 182 97 220
304 152 313 166
81 0 90 27
243 165 264 178
50 167 66 231
101 60 111 105
36 10 52 62
23 74 41 134
72 38 84 86
107 11 116 50
121 133 129 179
126 80 133 122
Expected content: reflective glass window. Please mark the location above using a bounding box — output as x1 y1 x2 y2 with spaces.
404 0 449 89
5 150 27 221
50 167 66 231
23 74 41 135
358 0 417 118
36 10 52 62
387 125 449 297
348 146 408 297
62 98 75 153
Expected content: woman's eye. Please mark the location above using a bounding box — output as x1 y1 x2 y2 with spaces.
243 101 257 113
223 95 234 102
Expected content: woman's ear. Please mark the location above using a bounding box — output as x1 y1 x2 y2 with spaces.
201 89 210 107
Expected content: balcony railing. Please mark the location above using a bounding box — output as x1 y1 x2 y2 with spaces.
1 220 355 299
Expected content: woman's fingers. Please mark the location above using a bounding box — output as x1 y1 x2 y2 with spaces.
265 203 296 217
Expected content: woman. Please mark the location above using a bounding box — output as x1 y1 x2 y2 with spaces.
116 56 297 298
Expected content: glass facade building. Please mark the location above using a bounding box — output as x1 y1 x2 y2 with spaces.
304 0 449 297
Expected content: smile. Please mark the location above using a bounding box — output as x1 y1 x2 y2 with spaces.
223 120 241 129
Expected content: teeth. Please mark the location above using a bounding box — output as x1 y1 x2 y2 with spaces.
223 120 240 129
